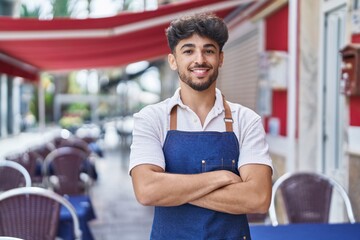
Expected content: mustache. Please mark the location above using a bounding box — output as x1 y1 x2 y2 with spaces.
191 63 212 69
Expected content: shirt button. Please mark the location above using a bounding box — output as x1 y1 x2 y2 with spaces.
193 119 197 123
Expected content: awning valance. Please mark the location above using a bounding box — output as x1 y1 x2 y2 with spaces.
0 0 254 81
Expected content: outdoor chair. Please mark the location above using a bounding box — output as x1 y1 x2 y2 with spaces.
269 172 356 226
0 160 31 192
247 213 268 224
54 137 92 157
6 151 43 185
80 136 104 158
53 137 98 180
43 147 93 195
31 143 55 161
0 187 81 240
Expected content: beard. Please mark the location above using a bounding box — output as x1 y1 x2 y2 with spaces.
178 64 219 91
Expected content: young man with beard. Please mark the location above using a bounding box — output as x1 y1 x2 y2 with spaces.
129 13 273 240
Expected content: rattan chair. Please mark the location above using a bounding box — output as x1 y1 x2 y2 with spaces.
43 147 92 195
6 151 43 185
31 143 54 161
53 137 98 180
0 237 24 240
269 172 356 226
0 187 81 240
54 137 92 157
0 160 31 191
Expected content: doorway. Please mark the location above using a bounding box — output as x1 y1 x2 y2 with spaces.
321 1 347 179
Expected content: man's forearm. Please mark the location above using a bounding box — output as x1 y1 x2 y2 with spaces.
131 164 241 207
189 182 269 214
189 165 272 215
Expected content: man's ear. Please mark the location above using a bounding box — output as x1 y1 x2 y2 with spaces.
219 51 224 68
168 53 178 70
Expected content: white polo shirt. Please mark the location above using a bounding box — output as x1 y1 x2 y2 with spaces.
129 88 272 174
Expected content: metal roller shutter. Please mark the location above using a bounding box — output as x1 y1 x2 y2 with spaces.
218 28 259 111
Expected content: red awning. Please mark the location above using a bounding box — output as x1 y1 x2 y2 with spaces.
0 0 253 81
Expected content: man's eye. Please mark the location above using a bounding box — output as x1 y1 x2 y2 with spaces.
183 50 192 54
205 50 215 54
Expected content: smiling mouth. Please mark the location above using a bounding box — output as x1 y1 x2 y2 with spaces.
191 69 209 78
190 68 210 78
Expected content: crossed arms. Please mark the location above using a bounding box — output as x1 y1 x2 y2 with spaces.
131 163 272 215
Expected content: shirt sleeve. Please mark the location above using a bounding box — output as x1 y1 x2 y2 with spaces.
129 109 166 175
238 117 273 171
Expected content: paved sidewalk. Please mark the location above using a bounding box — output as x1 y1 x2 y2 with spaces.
89 145 153 240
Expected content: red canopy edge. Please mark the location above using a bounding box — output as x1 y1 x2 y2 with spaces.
0 53 39 81
0 0 254 81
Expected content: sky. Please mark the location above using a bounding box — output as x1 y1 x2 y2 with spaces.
21 0 122 19
21 0 158 19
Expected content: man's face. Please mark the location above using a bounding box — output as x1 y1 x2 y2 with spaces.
168 34 224 91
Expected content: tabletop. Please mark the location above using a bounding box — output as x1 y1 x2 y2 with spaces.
57 195 96 240
250 222 360 240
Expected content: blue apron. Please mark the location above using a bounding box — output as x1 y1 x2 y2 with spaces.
150 98 251 240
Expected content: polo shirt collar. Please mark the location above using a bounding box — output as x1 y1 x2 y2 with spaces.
166 88 226 115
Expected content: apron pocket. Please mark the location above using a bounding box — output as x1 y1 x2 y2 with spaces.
201 158 237 173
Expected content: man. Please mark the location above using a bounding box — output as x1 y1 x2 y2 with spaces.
129 13 272 240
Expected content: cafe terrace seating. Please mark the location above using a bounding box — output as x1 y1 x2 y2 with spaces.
5 151 43 185
269 172 356 226
0 187 81 240
43 146 93 196
0 130 97 239
53 136 98 180
0 160 31 191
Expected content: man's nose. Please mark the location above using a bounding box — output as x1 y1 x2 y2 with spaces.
194 52 206 64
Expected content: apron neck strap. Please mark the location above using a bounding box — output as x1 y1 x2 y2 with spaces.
169 95 233 132
170 106 178 131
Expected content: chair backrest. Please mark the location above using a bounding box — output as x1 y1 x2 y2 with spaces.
43 147 90 195
269 172 356 226
30 143 54 161
0 160 31 191
6 151 43 184
0 187 81 240
54 137 91 157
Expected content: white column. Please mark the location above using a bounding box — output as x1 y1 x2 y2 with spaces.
287 0 299 172
1 74 8 137
12 77 22 134
38 76 46 131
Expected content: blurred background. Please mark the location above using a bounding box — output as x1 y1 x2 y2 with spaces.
0 0 360 239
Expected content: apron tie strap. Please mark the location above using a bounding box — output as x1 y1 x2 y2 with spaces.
169 95 233 132
222 95 233 132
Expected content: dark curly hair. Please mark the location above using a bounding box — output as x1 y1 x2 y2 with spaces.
165 13 229 53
